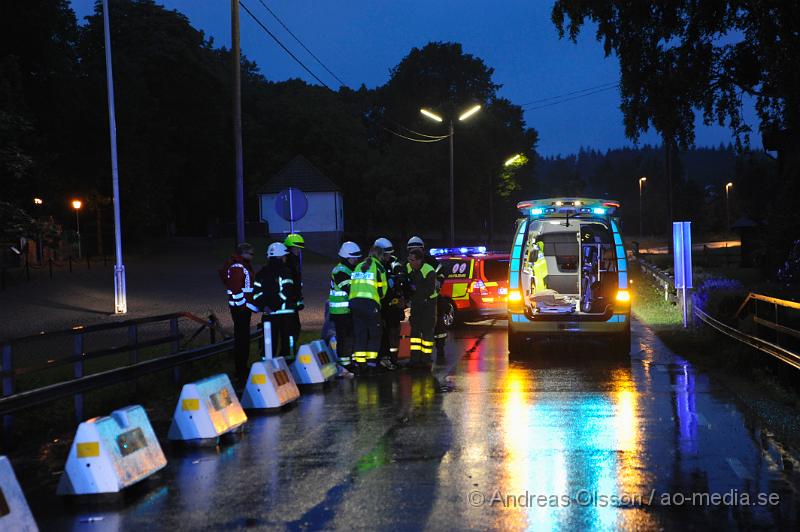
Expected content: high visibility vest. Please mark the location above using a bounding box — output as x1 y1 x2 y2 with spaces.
329 263 353 315
349 258 386 304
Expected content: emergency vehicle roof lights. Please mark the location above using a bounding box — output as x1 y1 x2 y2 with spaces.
430 246 488 257
517 197 620 216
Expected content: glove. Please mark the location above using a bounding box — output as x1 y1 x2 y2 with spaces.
297 301 305 311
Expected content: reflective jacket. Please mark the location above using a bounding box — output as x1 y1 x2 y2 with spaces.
222 255 258 312
408 263 438 308
405 253 443 298
329 261 354 315
349 257 387 304
253 258 298 315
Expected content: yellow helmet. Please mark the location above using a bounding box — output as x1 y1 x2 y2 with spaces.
284 233 305 249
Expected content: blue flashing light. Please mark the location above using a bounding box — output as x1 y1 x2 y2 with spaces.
530 208 544 215
430 246 490 257
592 207 606 215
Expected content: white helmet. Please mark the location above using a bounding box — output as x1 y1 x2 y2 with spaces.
374 237 394 254
407 236 424 249
267 242 289 257
338 241 362 259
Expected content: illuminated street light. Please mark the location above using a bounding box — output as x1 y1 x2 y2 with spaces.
725 182 733 230
33 197 43 205
639 177 647 237
419 108 443 122
504 154 522 167
72 199 83 259
459 104 481 121
420 103 483 245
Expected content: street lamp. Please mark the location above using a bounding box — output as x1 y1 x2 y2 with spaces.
420 104 482 246
33 197 43 205
504 154 523 167
638 177 647 237
71 199 83 259
725 182 733 230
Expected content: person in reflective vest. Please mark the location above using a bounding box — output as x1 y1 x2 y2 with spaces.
329 241 362 370
349 246 387 374
254 242 299 361
406 247 437 367
219 242 258 384
407 236 447 364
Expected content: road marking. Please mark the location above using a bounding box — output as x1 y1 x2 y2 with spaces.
727 458 752 480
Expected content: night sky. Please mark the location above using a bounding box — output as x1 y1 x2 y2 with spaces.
70 0 760 156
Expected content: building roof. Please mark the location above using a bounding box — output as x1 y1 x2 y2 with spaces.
257 155 340 194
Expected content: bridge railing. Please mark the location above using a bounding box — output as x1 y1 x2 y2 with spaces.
0 312 240 437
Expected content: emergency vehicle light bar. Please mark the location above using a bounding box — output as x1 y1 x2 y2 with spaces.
430 246 487 256
517 197 620 217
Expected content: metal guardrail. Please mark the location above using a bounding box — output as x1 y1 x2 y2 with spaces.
636 257 677 302
0 312 233 428
695 306 800 371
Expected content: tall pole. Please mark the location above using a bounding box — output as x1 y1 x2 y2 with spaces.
103 0 127 314
232 0 245 246
75 209 82 259
725 183 732 229
449 120 455 246
638 177 646 237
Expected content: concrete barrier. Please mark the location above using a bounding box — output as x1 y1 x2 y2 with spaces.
292 341 337 385
57 405 166 495
168 374 247 441
240 358 300 410
0 456 37 530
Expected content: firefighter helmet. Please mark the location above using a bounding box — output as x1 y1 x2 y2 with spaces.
284 233 305 249
407 236 424 249
374 237 394 254
338 241 362 259
267 242 289 257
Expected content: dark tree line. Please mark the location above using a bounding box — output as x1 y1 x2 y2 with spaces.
0 0 538 251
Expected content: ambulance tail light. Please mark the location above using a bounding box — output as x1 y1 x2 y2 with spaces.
507 289 523 310
615 289 630 304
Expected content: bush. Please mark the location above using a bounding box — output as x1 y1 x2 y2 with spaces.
693 277 747 325
777 239 800 288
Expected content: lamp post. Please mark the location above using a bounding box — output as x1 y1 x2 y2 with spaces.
72 200 83 259
420 104 481 246
725 182 733 230
33 198 44 263
638 177 647 237
102 0 127 314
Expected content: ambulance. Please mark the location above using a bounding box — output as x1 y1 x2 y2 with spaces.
506 198 631 354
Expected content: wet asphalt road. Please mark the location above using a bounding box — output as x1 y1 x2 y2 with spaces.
32 319 800 530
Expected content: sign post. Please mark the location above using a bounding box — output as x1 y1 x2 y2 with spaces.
673 221 693 328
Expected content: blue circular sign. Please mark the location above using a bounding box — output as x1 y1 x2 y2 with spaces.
275 187 308 222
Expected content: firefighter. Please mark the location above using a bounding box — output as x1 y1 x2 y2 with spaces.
284 233 305 355
329 241 362 371
253 242 299 360
406 247 437 367
374 237 403 370
220 242 259 384
349 246 387 375
406 236 448 365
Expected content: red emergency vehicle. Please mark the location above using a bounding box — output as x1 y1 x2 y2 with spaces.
430 246 510 326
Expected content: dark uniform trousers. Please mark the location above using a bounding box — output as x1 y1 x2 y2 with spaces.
331 313 355 363
434 297 449 362
410 298 437 364
230 307 252 383
380 306 403 363
262 312 297 360
350 298 382 364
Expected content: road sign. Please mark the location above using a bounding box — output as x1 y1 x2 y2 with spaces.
673 221 693 328
275 187 308 223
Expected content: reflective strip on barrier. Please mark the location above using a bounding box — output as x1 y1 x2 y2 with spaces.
291 341 338 384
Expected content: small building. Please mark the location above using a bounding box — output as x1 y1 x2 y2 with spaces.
257 155 343 256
